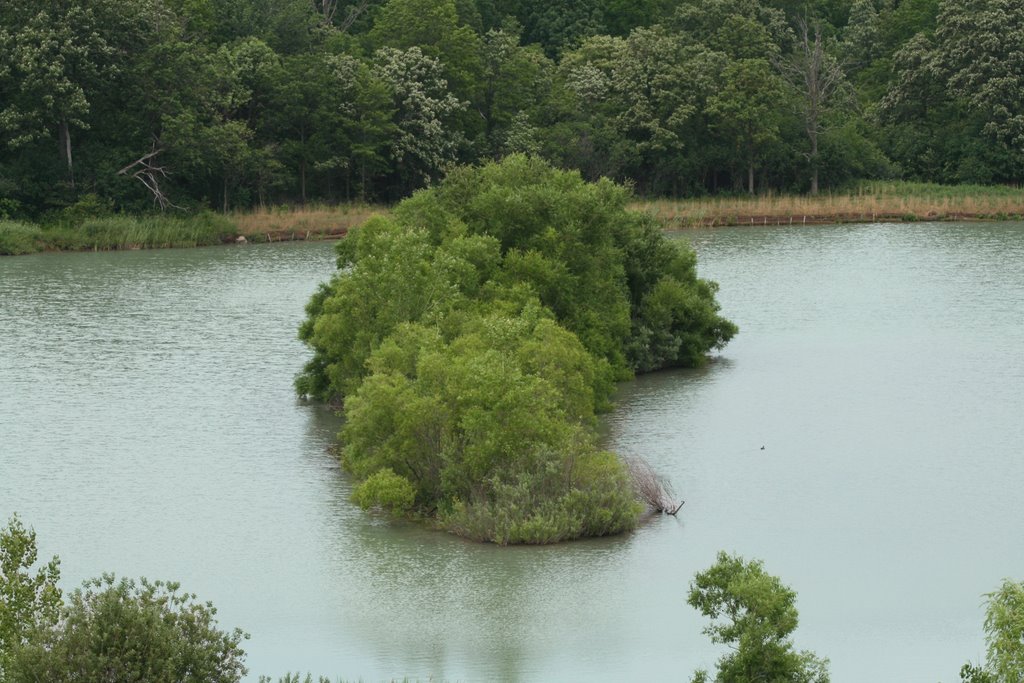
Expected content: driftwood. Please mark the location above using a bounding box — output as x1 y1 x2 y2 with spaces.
625 456 684 515
117 145 180 211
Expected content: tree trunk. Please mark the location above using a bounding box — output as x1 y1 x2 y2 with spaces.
59 118 75 188
809 131 819 195
300 159 307 205
748 161 754 195
222 178 229 213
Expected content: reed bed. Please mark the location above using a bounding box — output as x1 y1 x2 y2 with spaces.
231 203 385 242
635 181 1024 228
1 214 235 255
6 183 1024 256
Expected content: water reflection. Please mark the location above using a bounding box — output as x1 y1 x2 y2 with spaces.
3 224 1024 682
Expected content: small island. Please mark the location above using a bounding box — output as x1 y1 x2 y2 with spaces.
296 155 737 543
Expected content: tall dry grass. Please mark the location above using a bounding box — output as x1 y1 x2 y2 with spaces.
634 181 1024 228
231 203 386 240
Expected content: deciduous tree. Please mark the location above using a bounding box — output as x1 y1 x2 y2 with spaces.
688 552 830 683
0 516 61 680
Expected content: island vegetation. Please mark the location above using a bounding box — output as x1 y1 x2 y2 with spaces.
297 155 736 543
3 0 1024 256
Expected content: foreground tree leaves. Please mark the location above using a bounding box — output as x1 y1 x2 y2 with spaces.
688 552 830 683
1 518 247 683
0 515 62 678
961 579 1024 683
6 573 248 683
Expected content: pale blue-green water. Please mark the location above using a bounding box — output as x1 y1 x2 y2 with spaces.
2 223 1023 682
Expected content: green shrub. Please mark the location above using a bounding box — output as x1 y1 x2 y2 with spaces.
298 155 736 402
7 574 248 683
0 516 62 678
60 193 113 225
2 518 247 683
0 198 24 220
0 222 43 255
352 468 417 514
297 156 736 543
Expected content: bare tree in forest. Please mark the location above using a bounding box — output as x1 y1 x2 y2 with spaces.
776 18 851 195
313 0 371 32
117 145 180 211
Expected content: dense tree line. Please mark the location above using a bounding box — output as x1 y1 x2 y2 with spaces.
1 0 1022 219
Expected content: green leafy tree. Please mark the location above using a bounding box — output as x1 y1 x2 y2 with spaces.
479 25 553 157
7 574 248 683
373 47 467 193
0 0 167 195
298 155 736 402
268 53 331 203
688 552 830 683
369 0 483 104
671 0 791 61
506 0 606 57
0 516 61 680
342 308 638 543
297 156 736 543
601 0 677 37
935 0 1024 158
278 52 396 201
878 0 1024 184
603 27 703 192
0 0 111 186
707 58 787 193
842 0 880 76
206 0 318 53
961 579 1024 683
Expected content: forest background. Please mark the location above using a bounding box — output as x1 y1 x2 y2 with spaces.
2 0 1022 222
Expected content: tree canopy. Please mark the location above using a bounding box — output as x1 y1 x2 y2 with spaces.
0 517 247 683
961 578 1024 683
688 552 830 683
297 155 736 542
1 0 1020 219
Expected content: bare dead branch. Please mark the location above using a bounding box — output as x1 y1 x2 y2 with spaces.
117 144 182 211
338 0 370 34
624 456 683 514
313 0 339 24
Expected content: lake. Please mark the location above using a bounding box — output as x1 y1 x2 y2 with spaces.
2 221 1022 681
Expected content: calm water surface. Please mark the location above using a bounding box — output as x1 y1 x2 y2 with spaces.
2 224 1023 682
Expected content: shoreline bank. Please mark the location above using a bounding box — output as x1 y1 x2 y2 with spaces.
648 209 1023 229
5 185 1024 255
638 181 1024 228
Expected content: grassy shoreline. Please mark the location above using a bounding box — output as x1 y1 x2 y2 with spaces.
0 204 384 256
4 182 1024 256
638 180 1024 228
